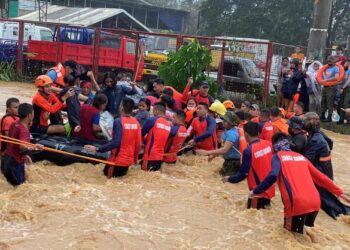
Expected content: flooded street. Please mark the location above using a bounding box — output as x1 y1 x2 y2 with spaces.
0 81 349 249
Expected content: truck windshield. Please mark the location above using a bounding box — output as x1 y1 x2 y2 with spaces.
40 30 52 41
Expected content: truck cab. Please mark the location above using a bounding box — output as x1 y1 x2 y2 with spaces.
0 22 53 43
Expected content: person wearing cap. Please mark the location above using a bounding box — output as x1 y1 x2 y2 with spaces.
250 132 350 234
250 104 260 123
196 111 241 176
47 60 77 93
187 102 217 151
258 108 273 142
270 107 289 135
288 116 307 154
181 77 214 107
80 81 95 105
31 75 74 135
223 100 235 111
222 121 275 210
320 56 341 122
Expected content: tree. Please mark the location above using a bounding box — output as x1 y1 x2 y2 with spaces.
158 40 213 93
199 0 314 45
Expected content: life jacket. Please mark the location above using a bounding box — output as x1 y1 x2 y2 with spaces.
108 117 141 176
193 91 212 107
74 104 99 141
48 63 65 87
142 117 171 170
238 121 248 155
248 140 275 199
32 92 64 127
185 108 196 126
0 114 18 154
251 117 259 123
259 121 273 142
164 125 187 163
191 116 218 150
272 118 289 135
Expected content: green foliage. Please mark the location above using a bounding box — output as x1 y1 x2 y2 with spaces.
199 0 350 46
0 61 17 81
158 40 212 92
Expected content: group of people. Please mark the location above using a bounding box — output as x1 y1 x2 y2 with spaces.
0 59 350 236
277 46 350 124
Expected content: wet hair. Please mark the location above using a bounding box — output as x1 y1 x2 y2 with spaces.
270 107 281 117
122 98 135 115
93 93 108 109
103 72 116 86
175 110 186 121
197 102 209 110
295 101 304 111
6 97 19 108
160 95 174 109
260 108 271 119
162 88 173 97
336 46 344 51
153 102 166 114
243 121 259 137
138 98 151 111
18 103 33 119
64 74 76 87
272 132 289 145
154 78 165 85
116 72 126 81
187 96 197 105
235 110 245 121
63 60 77 70
282 57 289 62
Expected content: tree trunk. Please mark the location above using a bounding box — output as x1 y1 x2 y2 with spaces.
307 0 333 62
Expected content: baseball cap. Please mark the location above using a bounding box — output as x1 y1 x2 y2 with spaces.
251 104 260 111
199 81 209 88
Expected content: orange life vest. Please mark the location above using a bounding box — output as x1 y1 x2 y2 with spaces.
48 63 65 87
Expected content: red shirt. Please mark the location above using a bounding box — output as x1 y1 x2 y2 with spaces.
259 121 273 142
5 121 31 164
164 125 187 163
74 104 99 141
1 115 19 152
277 151 343 217
249 140 275 199
110 117 142 167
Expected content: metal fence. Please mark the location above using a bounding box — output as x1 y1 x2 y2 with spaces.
0 18 273 104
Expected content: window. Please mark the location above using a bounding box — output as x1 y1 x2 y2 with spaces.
126 41 135 54
63 31 81 41
13 27 18 36
40 30 53 41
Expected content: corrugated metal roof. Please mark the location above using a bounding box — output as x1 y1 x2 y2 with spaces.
15 5 152 32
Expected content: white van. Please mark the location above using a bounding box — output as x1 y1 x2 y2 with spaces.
0 22 53 43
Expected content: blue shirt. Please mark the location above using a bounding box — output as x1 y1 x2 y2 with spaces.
222 128 240 160
47 70 58 82
323 65 340 80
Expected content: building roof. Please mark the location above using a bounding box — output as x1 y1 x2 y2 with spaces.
15 5 152 32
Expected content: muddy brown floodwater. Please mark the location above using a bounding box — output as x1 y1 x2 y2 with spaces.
0 81 349 249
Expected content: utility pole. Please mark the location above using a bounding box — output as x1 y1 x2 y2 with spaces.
306 0 333 62
38 0 48 22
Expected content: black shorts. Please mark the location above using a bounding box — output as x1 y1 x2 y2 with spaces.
284 211 318 234
247 197 271 209
147 160 163 171
283 92 293 100
30 125 49 134
1 155 25 186
220 159 240 176
103 165 129 178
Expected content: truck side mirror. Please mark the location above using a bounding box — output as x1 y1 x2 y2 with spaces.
237 70 244 78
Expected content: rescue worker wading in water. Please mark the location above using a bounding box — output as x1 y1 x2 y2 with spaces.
141 102 171 171
84 98 142 178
